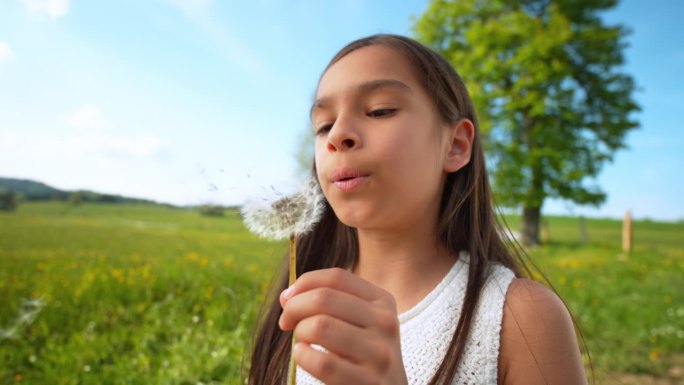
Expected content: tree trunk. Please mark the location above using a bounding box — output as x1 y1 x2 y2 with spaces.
521 206 541 246
519 111 543 247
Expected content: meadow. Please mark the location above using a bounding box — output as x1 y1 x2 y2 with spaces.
1 202 682 384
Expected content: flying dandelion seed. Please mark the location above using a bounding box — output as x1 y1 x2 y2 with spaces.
241 175 325 385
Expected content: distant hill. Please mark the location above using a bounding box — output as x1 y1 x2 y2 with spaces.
0 177 161 205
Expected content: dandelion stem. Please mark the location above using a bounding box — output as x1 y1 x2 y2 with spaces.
288 233 297 385
241 175 324 384
289 234 296 285
288 336 297 385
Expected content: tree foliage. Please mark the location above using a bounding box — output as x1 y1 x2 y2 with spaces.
198 204 226 217
0 190 18 212
296 123 315 176
415 0 639 244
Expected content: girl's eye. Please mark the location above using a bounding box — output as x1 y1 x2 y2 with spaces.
315 123 333 136
368 108 396 118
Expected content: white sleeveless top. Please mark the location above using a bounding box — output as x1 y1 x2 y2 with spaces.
296 251 516 385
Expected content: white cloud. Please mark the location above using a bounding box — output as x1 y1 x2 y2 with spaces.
0 41 13 62
123 133 166 158
32 132 167 159
21 0 70 19
60 104 108 130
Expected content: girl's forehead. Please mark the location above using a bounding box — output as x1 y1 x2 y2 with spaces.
316 45 420 98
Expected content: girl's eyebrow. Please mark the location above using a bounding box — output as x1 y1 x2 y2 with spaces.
310 79 414 119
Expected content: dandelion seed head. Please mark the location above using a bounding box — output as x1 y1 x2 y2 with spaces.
241 175 326 240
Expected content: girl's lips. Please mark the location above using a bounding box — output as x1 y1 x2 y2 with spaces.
330 167 369 192
333 175 368 192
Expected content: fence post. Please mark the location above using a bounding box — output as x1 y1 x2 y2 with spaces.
579 215 587 245
622 210 632 253
540 219 550 244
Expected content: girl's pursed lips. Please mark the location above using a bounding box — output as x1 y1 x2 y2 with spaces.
330 167 370 183
333 175 369 192
329 167 370 192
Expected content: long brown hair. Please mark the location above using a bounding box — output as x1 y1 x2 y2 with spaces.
247 34 537 385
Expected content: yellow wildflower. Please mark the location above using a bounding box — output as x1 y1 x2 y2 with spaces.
205 286 214 300
110 268 124 283
649 350 659 361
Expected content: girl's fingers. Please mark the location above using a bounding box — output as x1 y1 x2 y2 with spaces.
281 267 408 385
293 342 371 385
279 286 400 336
294 314 392 367
286 267 394 306
279 267 398 330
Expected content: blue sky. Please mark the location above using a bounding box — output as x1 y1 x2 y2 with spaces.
0 0 682 221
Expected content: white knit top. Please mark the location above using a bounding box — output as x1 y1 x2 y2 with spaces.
296 251 516 385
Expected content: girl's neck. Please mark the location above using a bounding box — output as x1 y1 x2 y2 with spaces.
353 225 457 314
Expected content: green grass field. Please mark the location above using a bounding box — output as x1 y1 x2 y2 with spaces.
1 202 682 384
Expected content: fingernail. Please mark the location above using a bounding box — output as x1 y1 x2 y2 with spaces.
282 284 295 300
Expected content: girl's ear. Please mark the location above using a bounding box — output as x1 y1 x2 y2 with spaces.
443 119 475 173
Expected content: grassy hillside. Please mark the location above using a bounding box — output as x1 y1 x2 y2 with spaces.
1 202 682 384
0 177 161 204
514 215 684 380
0 202 284 385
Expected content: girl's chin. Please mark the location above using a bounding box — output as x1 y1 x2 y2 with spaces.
335 214 365 229
330 205 373 229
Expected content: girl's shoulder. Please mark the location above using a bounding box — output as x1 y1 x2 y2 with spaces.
497 278 587 384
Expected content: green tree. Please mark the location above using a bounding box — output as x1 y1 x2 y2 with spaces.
415 0 639 245
0 190 17 212
296 121 316 176
68 191 83 206
198 204 225 217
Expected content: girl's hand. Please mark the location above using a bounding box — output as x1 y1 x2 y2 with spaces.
279 267 408 385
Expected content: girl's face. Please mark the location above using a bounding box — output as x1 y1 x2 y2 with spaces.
312 45 465 232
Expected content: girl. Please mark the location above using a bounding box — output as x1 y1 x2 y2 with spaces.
248 34 587 385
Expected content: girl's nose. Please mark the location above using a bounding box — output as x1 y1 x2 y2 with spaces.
327 138 356 152
326 116 361 152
